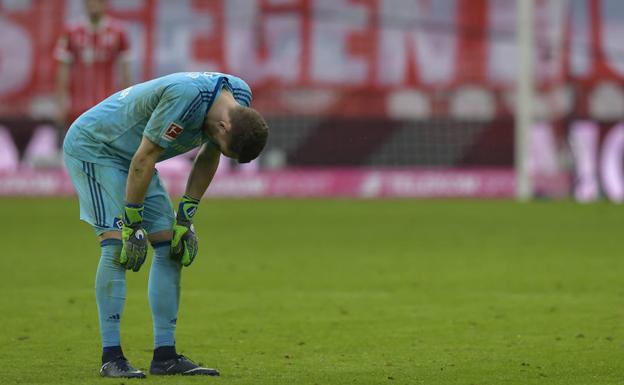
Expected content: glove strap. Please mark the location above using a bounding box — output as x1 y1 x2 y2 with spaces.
177 195 199 222
124 203 144 225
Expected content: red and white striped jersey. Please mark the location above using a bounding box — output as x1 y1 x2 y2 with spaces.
55 17 130 118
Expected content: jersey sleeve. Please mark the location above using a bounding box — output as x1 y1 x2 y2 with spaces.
143 83 204 149
227 76 253 107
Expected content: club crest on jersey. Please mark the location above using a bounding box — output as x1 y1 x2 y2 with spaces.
164 123 184 141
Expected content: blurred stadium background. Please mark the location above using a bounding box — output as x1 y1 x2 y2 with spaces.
0 0 622 200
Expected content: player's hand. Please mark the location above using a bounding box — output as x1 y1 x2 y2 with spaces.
171 196 199 267
120 204 148 272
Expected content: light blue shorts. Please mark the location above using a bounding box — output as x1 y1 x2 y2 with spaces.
64 153 175 236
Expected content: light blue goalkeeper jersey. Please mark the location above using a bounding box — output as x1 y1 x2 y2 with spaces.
63 72 252 170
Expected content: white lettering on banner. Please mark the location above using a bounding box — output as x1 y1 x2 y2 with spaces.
359 172 382 198
23 125 59 167
0 126 19 173
0 16 33 95
535 0 565 82
600 0 624 76
569 0 592 77
207 176 267 197
600 124 624 202
155 0 222 73
529 122 559 176
0 169 519 197
0 171 66 195
488 0 567 84
225 0 301 83
569 121 600 202
5 1 624 110
569 121 624 202
377 0 458 85
311 0 368 83
383 173 481 197
487 0 516 83
225 0 257 78
123 23 147 81
259 12 302 82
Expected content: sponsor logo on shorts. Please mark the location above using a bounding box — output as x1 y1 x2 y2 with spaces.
164 123 184 141
114 216 123 230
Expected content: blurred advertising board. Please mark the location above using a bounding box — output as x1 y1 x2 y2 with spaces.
0 166 518 198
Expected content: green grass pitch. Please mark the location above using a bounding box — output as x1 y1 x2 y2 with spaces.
0 198 622 384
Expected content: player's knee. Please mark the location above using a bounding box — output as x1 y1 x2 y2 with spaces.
98 238 123 271
149 230 173 244
98 231 121 243
100 238 122 250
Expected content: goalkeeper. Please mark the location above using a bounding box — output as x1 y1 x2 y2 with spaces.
63 72 268 378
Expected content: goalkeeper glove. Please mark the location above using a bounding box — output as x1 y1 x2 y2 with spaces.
119 204 148 272
171 195 199 267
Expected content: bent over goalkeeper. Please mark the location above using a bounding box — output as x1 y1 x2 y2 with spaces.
63 72 268 378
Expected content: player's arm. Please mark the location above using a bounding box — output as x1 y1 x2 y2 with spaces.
126 136 164 204
185 143 221 200
119 136 164 272
139 82 206 266
171 143 220 267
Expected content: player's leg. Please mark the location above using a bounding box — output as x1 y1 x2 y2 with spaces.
143 174 219 376
147 230 180 361
63 154 145 378
143 179 182 360
141 178 178 357
95 232 124 360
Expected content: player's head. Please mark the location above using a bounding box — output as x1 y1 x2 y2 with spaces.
84 0 106 21
214 106 269 163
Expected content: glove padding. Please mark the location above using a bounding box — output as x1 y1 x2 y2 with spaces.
120 205 148 272
171 218 198 266
171 195 199 266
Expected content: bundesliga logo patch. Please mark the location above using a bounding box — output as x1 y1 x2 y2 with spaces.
163 122 184 141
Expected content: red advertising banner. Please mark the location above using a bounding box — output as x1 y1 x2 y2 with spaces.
0 0 623 119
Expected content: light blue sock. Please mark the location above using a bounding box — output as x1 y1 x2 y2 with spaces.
148 241 181 348
95 239 126 348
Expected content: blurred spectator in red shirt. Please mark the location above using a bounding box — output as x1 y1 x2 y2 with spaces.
54 0 131 128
